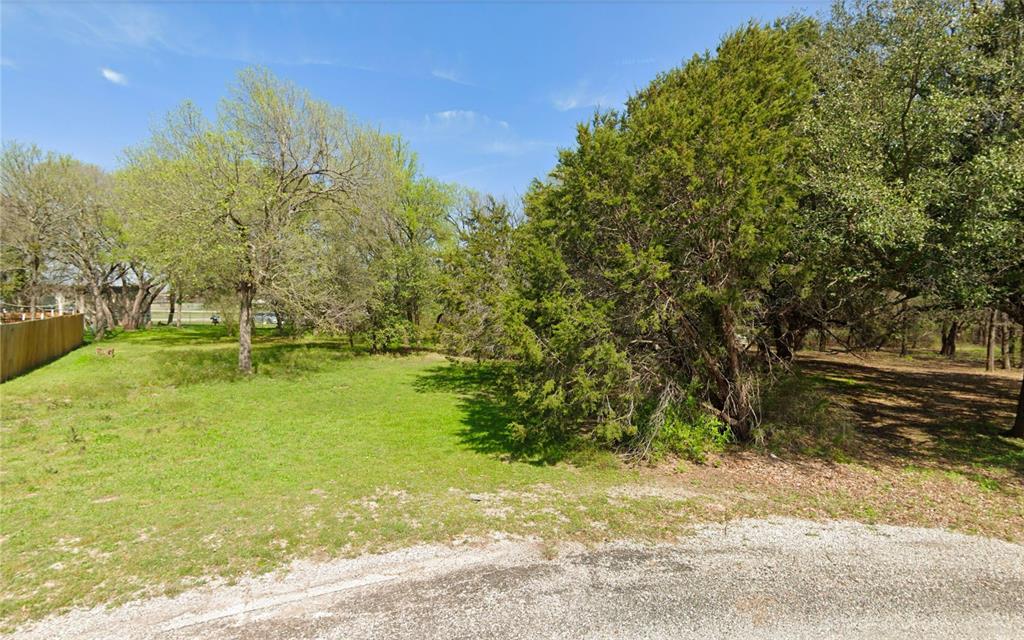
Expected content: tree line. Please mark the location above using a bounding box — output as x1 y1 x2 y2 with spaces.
3 67 460 372
2 0 1022 445
442 0 1024 444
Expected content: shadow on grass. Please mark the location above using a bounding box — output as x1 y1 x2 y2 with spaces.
106 325 239 347
151 340 354 387
116 325 426 354
797 356 1024 481
414 362 568 466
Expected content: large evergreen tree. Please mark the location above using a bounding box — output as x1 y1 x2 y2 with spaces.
504 21 817 447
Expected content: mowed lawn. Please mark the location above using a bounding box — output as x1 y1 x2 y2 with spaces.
2 327 1023 628
0 328 655 626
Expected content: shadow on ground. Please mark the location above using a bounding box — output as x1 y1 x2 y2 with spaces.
798 354 1023 480
110 325 242 347
413 353 1023 477
414 363 566 465
150 340 354 387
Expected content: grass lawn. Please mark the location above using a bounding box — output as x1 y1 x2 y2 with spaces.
0 327 651 626
1 327 1022 628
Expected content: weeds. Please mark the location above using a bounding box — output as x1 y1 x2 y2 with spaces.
650 396 732 464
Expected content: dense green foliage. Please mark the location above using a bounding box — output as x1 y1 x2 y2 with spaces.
438 196 516 361
495 22 817 447
3 0 1022 446
442 1 1024 444
359 141 457 350
801 0 1024 341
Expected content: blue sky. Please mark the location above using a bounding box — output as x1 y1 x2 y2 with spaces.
2 0 824 201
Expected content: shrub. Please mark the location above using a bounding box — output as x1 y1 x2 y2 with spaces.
650 397 732 463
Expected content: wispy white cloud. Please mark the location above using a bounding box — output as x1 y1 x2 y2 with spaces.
18 3 375 72
482 139 551 156
0 57 16 69
273 56 377 72
431 67 474 86
33 3 174 51
427 110 507 127
425 110 509 134
100 67 128 85
421 110 552 157
552 80 615 112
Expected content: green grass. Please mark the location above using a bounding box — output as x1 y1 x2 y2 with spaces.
0 327 665 626
2 327 1021 627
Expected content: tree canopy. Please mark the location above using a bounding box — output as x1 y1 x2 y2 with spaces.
4 0 1022 442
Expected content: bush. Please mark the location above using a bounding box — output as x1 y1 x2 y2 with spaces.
648 395 732 464
754 373 857 458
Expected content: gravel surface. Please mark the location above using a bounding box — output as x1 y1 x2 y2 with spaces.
10 518 1024 639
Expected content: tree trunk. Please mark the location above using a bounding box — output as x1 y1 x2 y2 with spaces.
899 301 909 356
720 305 752 440
772 319 794 362
101 296 116 335
167 291 176 325
237 282 255 374
29 255 40 317
123 288 145 330
176 296 183 328
1012 367 1024 438
941 320 959 358
1009 325 1017 369
122 284 163 330
817 326 827 351
986 309 997 372
88 282 113 341
1000 313 1010 369
792 328 807 352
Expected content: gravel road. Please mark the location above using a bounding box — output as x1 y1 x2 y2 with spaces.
10 518 1024 639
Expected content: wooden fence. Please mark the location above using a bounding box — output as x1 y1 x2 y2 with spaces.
0 314 84 383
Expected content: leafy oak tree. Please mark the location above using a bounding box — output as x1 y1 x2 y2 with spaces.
349 139 457 350
806 0 1024 434
1 143 63 315
2 144 146 338
438 195 517 361
120 67 381 373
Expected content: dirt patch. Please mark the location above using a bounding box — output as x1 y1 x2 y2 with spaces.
655 350 1024 541
798 350 1022 477
606 483 703 502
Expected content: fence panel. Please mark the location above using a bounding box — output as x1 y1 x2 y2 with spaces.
0 314 84 382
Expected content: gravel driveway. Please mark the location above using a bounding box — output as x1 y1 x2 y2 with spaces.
11 518 1024 639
